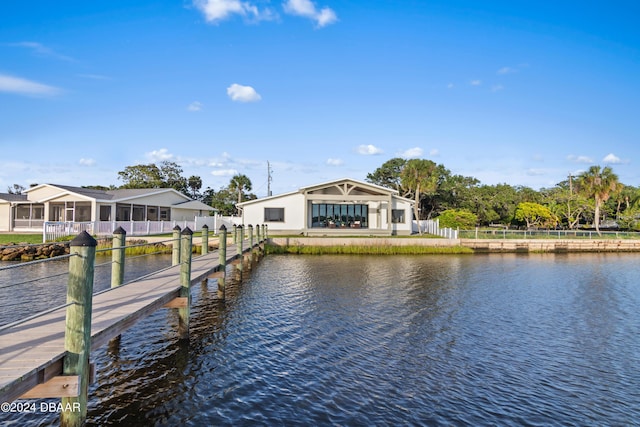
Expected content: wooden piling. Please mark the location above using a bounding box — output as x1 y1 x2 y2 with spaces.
178 227 193 339
256 223 261 245
109 227 126 350
202 224 209 255
111 227 126 289
218 225 227 300
172 225 181 266
237 225 244 280
248 224 254 270
60 231 97 427
233 224 237 244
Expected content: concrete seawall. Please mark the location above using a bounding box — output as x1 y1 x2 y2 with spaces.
269 237 640 253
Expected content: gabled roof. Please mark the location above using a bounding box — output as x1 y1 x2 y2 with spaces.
300 177 399 195
237 177 414 207
173 200 216 211
25 184 191 203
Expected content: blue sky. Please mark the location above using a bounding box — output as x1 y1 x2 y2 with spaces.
1 0 639 197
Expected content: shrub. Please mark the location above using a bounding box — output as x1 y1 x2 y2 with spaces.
437 209 478 229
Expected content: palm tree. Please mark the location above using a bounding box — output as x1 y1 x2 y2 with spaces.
229 174 252 212
578 165 620 235
400 159 438 235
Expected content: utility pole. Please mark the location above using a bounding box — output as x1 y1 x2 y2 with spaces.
267 161 273 197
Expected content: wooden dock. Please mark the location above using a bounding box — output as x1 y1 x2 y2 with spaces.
0 234 260 405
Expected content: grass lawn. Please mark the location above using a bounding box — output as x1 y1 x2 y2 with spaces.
0 234 43 245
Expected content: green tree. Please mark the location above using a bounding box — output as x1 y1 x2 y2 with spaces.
578 165 620 235
514 202 555 229
437 209 478 229
543 184 591 229
208 187 237 216
228 174 253 214
400 159 438 233
118 161 189 194
188 175 203 199
365 157 409 196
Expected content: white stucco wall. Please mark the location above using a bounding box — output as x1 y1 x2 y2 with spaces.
391 198 413 234
0 203 10 231
241 193 306 231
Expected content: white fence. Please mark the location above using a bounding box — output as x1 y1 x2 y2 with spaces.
412 219 459 239
43 216 220 242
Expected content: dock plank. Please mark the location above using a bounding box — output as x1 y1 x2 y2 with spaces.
0 239 256 403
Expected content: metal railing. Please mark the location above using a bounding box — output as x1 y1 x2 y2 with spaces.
459 228 640 240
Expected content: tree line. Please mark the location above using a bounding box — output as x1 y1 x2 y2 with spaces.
7 158 639 232
365 158 640 233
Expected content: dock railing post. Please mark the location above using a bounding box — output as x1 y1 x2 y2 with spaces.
60 231 97 427
111 227 126 288
248 224 254 269
256 223 261 244
233 224 237 244
237 225 244 279
172 225 181 266
178 227 193 339
218 225 227 300
202 224 209 255
264 224 269 239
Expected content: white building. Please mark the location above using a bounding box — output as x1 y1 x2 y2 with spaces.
237 178 415 235
0 184 214 234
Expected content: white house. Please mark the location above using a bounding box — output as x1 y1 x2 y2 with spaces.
0 184 215 234
236 178 415 235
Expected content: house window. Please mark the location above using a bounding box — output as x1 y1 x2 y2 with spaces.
392 209 405 224
100 206 111 221
132 205 145 221
75 203 92 222
147 206 158 221
116 204 131 221
16 205 32 219
159 207 171 221
50 203 65 221
311 204 368 228
264 207 285 222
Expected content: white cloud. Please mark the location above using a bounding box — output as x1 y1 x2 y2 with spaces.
77 74 112 80
227 83 262 102
447 83 454 89
602 153 622 164
470 80 482 86
567 154 594 164
193 0 272 23
188 101 203 111
146 148 175 162
326 158 343 166
211 168 239 176
356 144 383 155
0 73 61 96
497 66 516 75
283 0 337 27
7 41 74 61
429 149 440 157
399 147 423 158
526 168 546 176
79 158 96 166
491 84 504 92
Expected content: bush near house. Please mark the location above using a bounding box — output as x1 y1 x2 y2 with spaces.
437 209 478 229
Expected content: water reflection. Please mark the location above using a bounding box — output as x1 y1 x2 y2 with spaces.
1 253 639 426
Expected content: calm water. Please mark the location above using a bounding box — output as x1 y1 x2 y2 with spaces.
2 253 640 426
